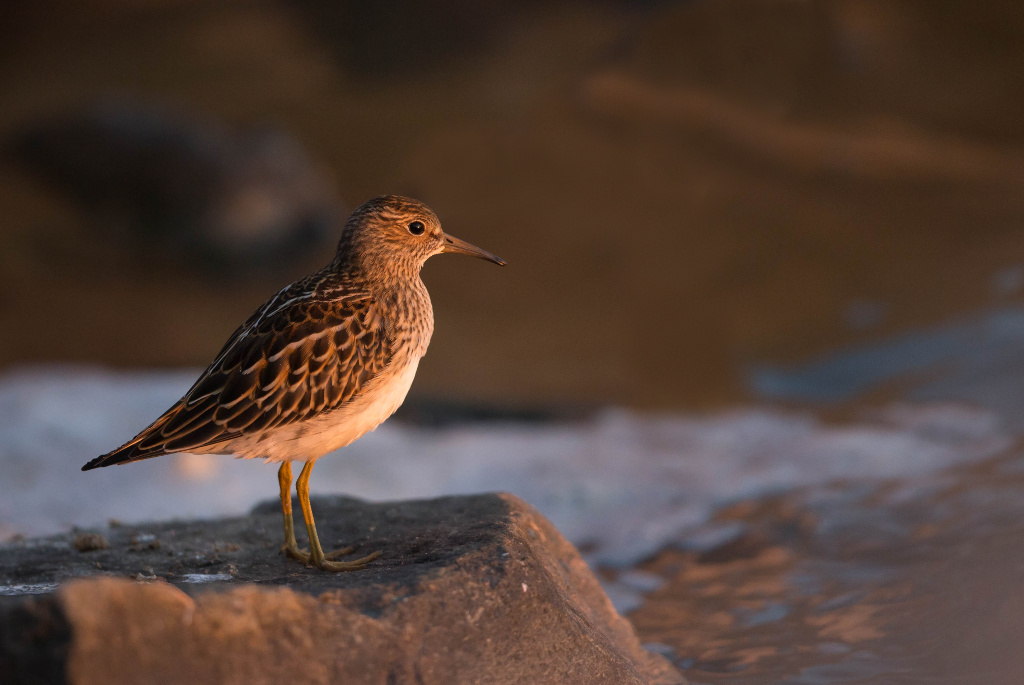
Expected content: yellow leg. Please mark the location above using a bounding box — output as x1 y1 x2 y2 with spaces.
295 461 382 572
278 462 309 562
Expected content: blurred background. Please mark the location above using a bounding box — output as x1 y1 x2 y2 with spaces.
4 1 1024 682
3 0 1023 407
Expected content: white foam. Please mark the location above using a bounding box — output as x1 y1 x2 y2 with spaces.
180 573 233 583
0 582 59 596
0 366 1011 566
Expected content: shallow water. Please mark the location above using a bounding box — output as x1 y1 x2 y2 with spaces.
628 451 1024 684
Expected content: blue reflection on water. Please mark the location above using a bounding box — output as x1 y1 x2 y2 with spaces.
749 307 1024 428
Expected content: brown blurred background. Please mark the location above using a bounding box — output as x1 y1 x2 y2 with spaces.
1 0 1023 409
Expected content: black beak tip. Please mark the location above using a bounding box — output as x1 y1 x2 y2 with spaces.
443 234 507 266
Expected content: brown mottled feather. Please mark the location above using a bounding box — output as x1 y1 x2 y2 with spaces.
83 277 393 469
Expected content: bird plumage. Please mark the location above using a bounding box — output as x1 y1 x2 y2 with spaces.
83 195 451 471
82 276 396 469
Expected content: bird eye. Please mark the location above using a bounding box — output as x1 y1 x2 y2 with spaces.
408 221 425 236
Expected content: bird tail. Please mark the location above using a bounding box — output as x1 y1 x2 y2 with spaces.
82 439 165 471
81 411 177 471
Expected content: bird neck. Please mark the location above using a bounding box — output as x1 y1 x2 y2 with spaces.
332 234 423 286
378 275 435 358
327 257 434 356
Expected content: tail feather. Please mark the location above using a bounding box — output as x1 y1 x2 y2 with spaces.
81 409 178 471
82 440 168 471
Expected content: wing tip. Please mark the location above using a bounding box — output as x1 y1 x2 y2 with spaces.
81 450 123 471
82 442 148 471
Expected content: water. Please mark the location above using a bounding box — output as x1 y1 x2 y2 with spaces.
620 304 1024 683
750 305 1024 429
628 451 1024 684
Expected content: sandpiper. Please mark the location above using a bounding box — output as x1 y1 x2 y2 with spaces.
82 195 505 571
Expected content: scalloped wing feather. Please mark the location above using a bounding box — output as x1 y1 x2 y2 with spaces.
82 287 392 470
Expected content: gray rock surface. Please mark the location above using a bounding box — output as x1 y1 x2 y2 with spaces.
0 493 682 685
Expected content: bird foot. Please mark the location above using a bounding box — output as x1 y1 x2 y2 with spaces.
283 543 381 571
282 544 310 563
313 549 382 572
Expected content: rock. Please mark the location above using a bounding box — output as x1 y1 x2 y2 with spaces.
0 493 683 685
70 533 108 553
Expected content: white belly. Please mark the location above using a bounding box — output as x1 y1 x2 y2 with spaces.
221 356 421 463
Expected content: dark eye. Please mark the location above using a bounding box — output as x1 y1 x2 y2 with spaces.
408 221 425 236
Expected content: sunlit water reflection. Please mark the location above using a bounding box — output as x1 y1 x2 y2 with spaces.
628 452 1024 684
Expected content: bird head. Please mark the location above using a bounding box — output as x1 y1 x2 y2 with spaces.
337 195 505 278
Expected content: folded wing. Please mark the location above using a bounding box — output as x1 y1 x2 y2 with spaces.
82 286 391 469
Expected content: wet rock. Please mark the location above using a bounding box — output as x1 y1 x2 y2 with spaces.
0 493 682 685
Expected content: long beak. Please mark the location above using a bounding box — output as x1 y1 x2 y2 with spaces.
442 234 506 266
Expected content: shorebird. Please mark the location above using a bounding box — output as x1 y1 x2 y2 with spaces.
82 195 505 571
